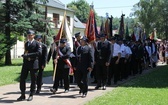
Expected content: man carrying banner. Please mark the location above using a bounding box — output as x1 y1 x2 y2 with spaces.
50 38 71 94
95 34 111 90
75 36 94 98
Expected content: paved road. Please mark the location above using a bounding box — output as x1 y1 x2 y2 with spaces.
0 62 166 105
0 76 115 105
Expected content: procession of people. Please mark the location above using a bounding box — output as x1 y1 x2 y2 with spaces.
16 29 168 101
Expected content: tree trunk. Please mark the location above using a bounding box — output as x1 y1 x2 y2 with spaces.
5 0 12 65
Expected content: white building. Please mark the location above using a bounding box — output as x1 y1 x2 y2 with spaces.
11 0 85 59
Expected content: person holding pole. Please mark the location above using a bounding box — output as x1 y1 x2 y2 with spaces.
50 38 71 94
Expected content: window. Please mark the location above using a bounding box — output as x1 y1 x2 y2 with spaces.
53 13 59 28
66 16 70 26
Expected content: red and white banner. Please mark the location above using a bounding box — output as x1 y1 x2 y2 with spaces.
58 49 74 75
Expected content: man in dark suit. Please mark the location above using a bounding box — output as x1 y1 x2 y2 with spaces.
75 36 94 98
17 30 42 101
50 38 71 93
95 34 111 90
35 35 48 94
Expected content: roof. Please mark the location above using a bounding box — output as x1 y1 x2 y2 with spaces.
74 16 85 29
38 0 73 12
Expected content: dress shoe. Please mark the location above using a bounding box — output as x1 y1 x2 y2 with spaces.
36 89 41 94
50 88 57 94
17 95 25 101
95 86 101 90
82 93 87 98
64 90 69 93
102 86 106 90
27 95 33 101
79 90 82 95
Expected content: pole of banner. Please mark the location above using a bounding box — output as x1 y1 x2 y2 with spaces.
53 10 66 81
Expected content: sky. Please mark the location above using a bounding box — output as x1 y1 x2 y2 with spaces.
60 0 140 18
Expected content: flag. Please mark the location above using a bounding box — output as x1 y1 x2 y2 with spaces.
53 11 74 81
154 29 158 40
109 16 113 37
125 23 129 40
85 7 98 42
150 32 154 40
119 14 125 38
99 18 105 34
143 32 147 41
131 32 136 41
105 18 111 39
55 12 73 52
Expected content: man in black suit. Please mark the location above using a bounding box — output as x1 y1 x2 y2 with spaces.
75 36 94 98
35 35 48 94
50 38 71 93
17 30 42 101
95 34 111 90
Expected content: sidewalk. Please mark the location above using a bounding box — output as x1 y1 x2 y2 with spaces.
0 76 115 105
0 62 166 105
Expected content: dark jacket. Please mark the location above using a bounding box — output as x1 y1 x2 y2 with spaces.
95 40 111 63
76 45 94 71
53 46 71 69
39 43 48 67
23 40 42 69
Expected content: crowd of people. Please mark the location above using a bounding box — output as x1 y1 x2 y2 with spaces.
17 30 168 101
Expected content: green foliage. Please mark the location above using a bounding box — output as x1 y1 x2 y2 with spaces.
87 65 168 105
0 0 48 63
133 0 168 39
67 0 90 23
67 0 101 26
0 58 53 86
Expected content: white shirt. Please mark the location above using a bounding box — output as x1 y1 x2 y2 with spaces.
126 46 132 55
28 39 34 46
112 43 121 57
120 44 127 58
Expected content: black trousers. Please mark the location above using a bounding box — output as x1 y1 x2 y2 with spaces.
20 63 37 95
76 70 88 93
119 58 126 80
108 57 119 84
137 58 143 74
91 65 97 81
53 68 69 90
130 58 137 75
36 67 44 90
96 60 108 86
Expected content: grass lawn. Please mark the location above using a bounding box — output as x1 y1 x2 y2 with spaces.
0 59 53 86
86 65 168 105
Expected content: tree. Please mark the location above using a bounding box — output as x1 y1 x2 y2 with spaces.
133 0 168 39
67 0 90 23
67 0 101 26
1 0 48 65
